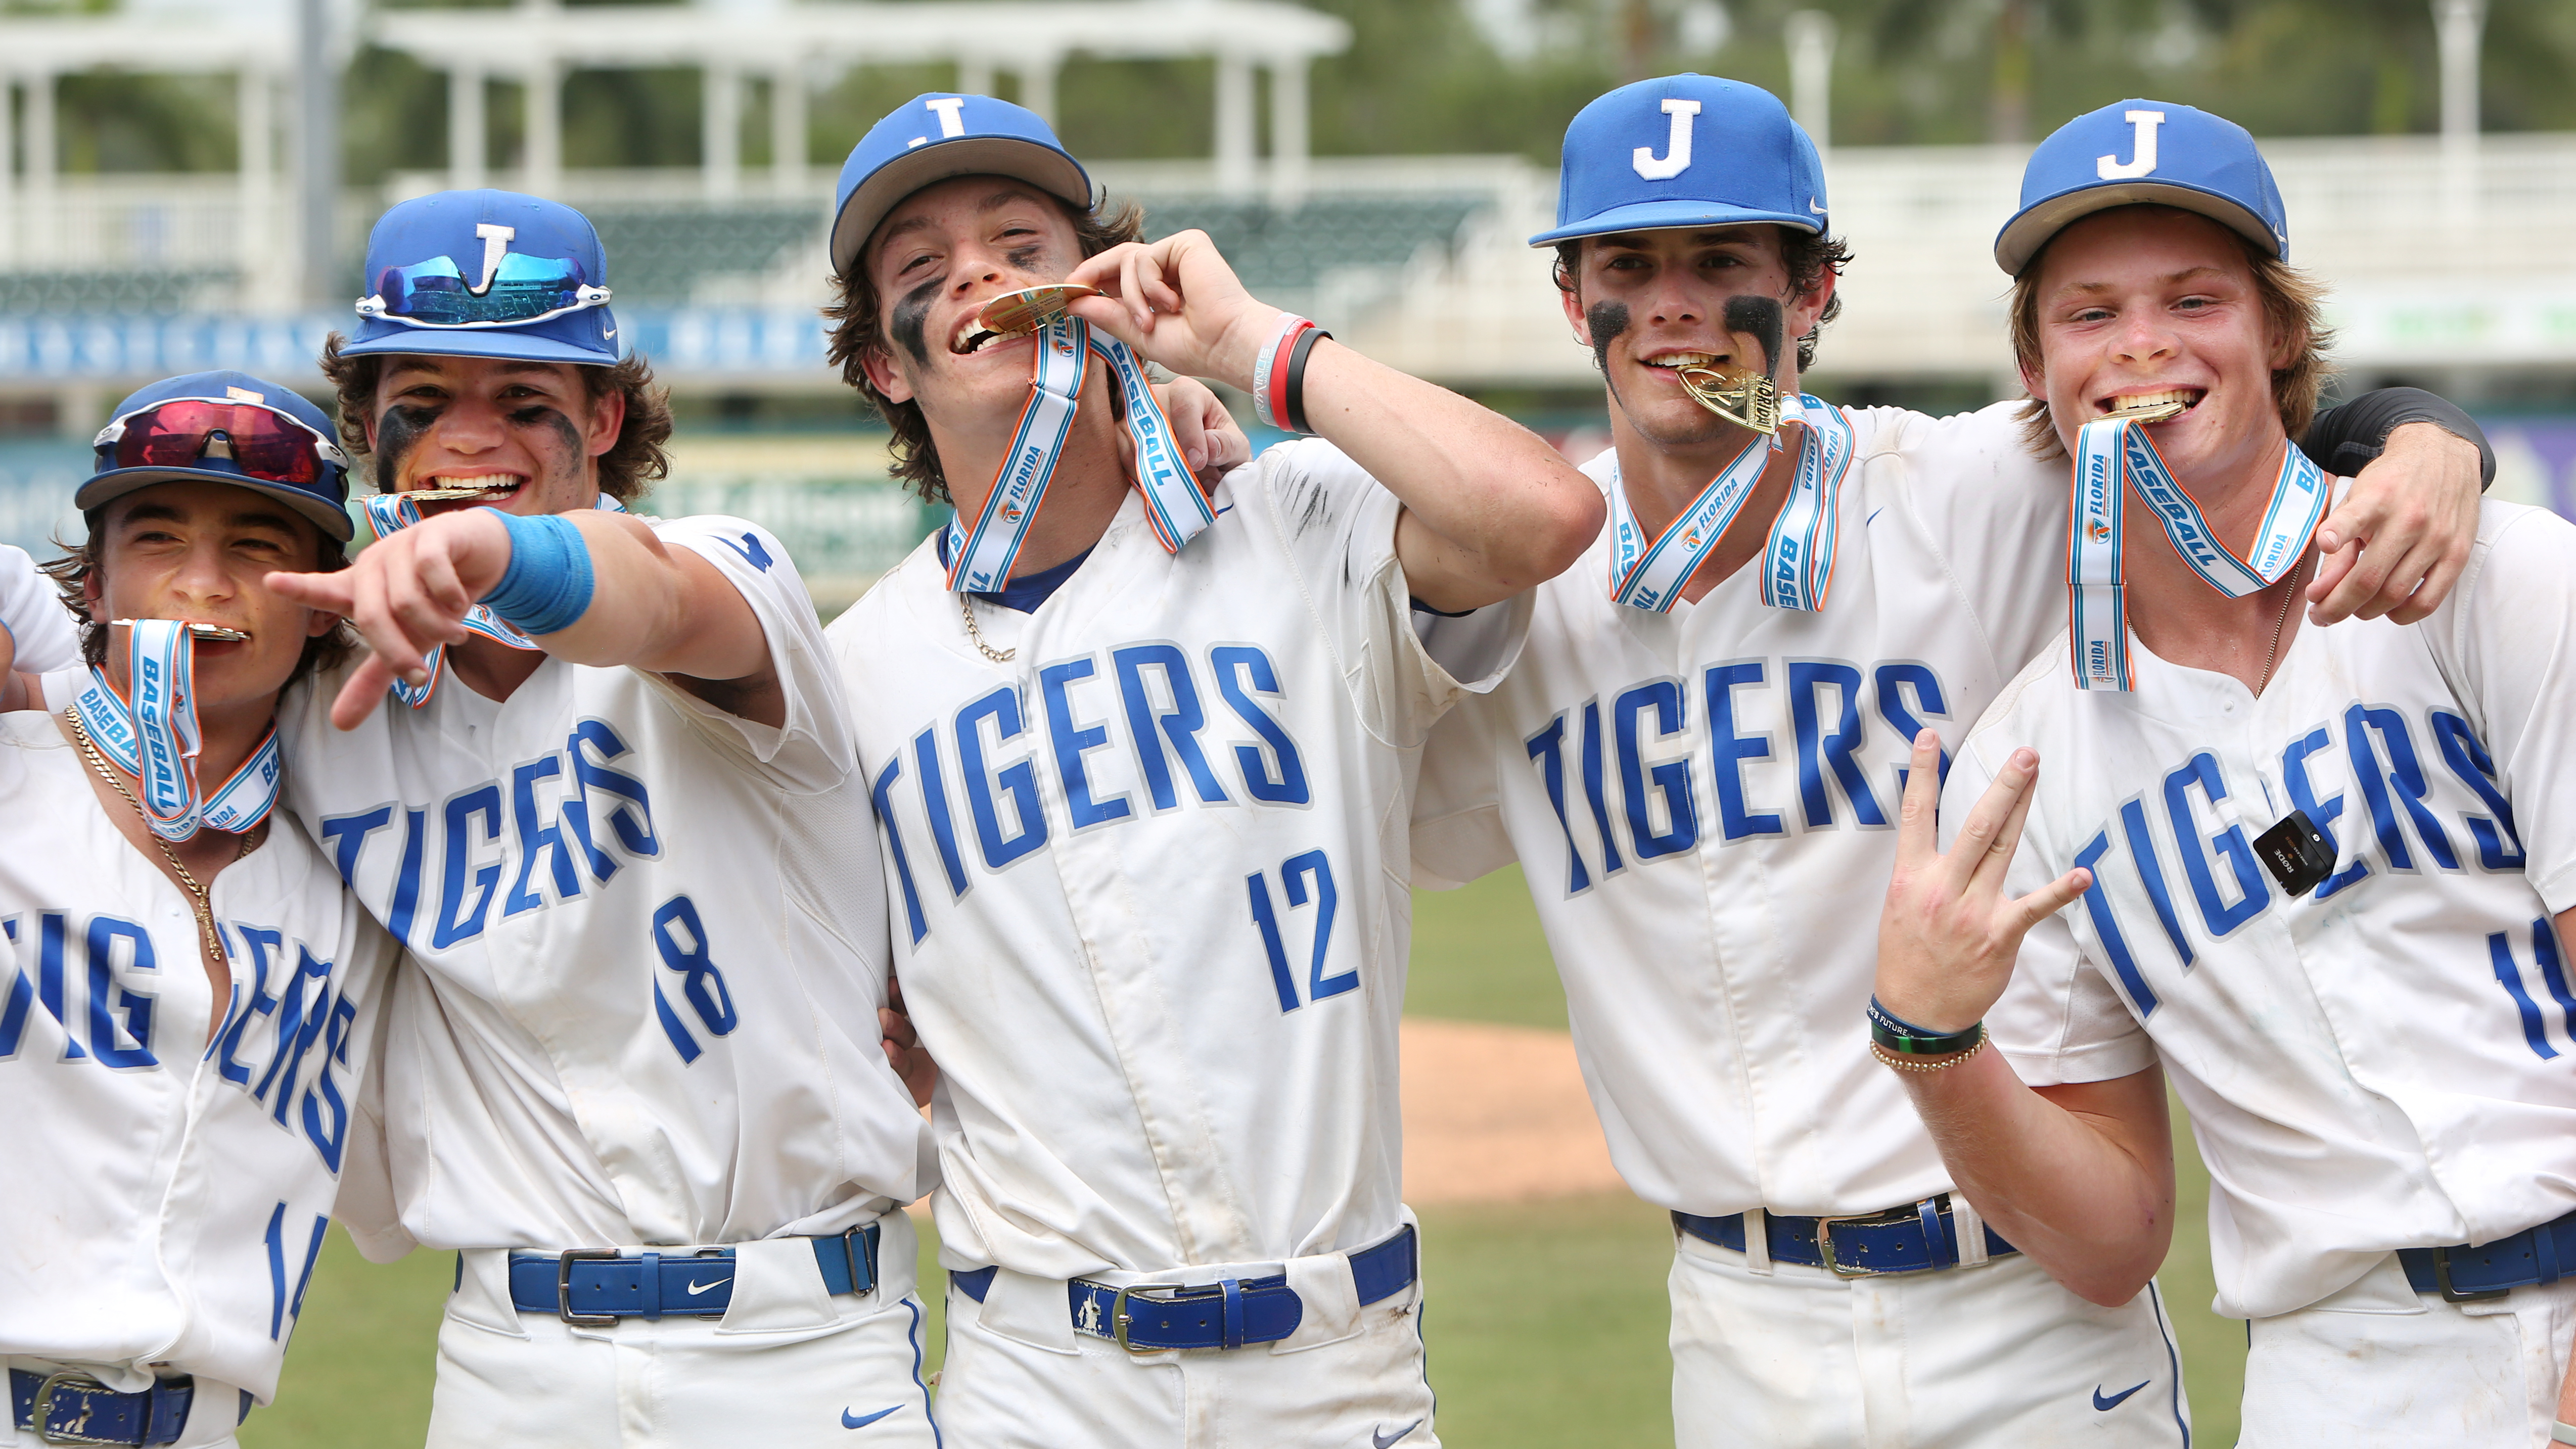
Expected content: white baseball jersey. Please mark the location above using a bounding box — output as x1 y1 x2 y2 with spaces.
2 543 82 674
0 687 398 1408
277 514 932 1256
1974 499 2576 1320
829 441 1527 1282
1412 402 2075 1218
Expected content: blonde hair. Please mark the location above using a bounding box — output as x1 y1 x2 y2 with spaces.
2007 204 2335 458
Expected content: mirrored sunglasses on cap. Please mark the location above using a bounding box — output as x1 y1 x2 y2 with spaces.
94 397 349 486
355 251 613 329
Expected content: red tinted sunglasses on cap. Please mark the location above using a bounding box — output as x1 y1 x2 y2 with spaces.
93 398 349 486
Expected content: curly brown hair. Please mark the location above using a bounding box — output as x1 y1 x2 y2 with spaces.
317 333 674 503
41 516 355 686
2006 205 2334 459
1551 226 1853 373
824 191 1145 506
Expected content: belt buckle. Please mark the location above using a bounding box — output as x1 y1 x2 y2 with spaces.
1108 1282 1186 1353
1811 1204 1921 1279
31 1371 109 1446
837 1225 876 1296
557 1248 624 1327
2430 1245 2512 1303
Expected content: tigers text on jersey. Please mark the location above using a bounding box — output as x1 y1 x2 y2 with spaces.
1973 500 2576 1320
0 691 398 1409
2 543 81 675
277 515 931 1256
1411 403 2078 1219
829 441 1527 1283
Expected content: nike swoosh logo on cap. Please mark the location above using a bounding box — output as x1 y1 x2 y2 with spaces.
685 1277 730 1295
1809 199 1826 214
842 1407 898 1429
2092 1381 2149 1411
1373 1420 1424 1448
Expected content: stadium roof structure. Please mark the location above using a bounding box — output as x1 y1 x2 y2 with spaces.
0 0 1349 211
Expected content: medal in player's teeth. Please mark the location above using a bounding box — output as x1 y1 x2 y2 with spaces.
1604 393 1856 614
113 619 249 642
1674 363 1782 435
2066 410 2327 691
359 489 629 707
403 481 520 502
2102 394 2191 424
944 286 1214 596
70 619 282 840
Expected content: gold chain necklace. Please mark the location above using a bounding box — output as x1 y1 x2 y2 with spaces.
65 709 254 970
958 592 1016 664
2252 551 2314 697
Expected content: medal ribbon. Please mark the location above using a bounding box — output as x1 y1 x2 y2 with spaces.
71 619 282 842
1605 394 1857 614
2067 417 2328 692
945 317 1214 593
362 490 627 708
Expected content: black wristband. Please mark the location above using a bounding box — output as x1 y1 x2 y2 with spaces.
2300 386 2495 490
1867 995 1985 1056
1283 325 1331 435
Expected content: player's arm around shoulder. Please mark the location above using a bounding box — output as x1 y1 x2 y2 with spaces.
1065 230 1603 616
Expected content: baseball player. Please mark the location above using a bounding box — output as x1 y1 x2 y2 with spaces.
1 541 82 676
1873 102 2576 1448
256 189 949 1448
1408 77 2493 1446
1 369 400 1448
820 94 1601 1447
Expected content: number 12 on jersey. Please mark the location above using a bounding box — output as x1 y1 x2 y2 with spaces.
1247 849 1353 1012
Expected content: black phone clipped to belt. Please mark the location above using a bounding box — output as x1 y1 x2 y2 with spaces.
2254 810 2337 896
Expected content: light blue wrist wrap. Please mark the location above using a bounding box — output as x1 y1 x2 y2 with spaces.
480 511 595 636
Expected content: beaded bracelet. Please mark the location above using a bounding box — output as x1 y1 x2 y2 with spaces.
1869 1027 1987 1074
1866 995 1985 1056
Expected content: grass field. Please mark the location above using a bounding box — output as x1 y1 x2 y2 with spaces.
246 865 2243 1447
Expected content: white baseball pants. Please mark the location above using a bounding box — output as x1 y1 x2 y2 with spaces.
423 1210 939 1448
931 1242 1437 1449
2239 1252 2576 1447
1670 1219 2191 1447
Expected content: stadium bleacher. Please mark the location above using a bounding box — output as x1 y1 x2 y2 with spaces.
582 203 824 304
570 192 1487 306
0 270 233 314
1138 194 1487 294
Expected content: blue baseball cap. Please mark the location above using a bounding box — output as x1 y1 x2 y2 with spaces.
1531 75 1827 248
342 189 621 366
830 94 1093 278
79 371 353 542
1995 101 2289 275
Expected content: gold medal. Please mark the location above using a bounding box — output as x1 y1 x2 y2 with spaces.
112 619 249 642
2102 396 2189 424
1676 365 1782 434
399 483 519 502
976 284 1102 339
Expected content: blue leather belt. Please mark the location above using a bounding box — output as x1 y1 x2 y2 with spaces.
950 1224 1418 1352
1675 1197 2018 1277
9 1369 193 1447
2399 1206 2576 1302
504 1223 881 1326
